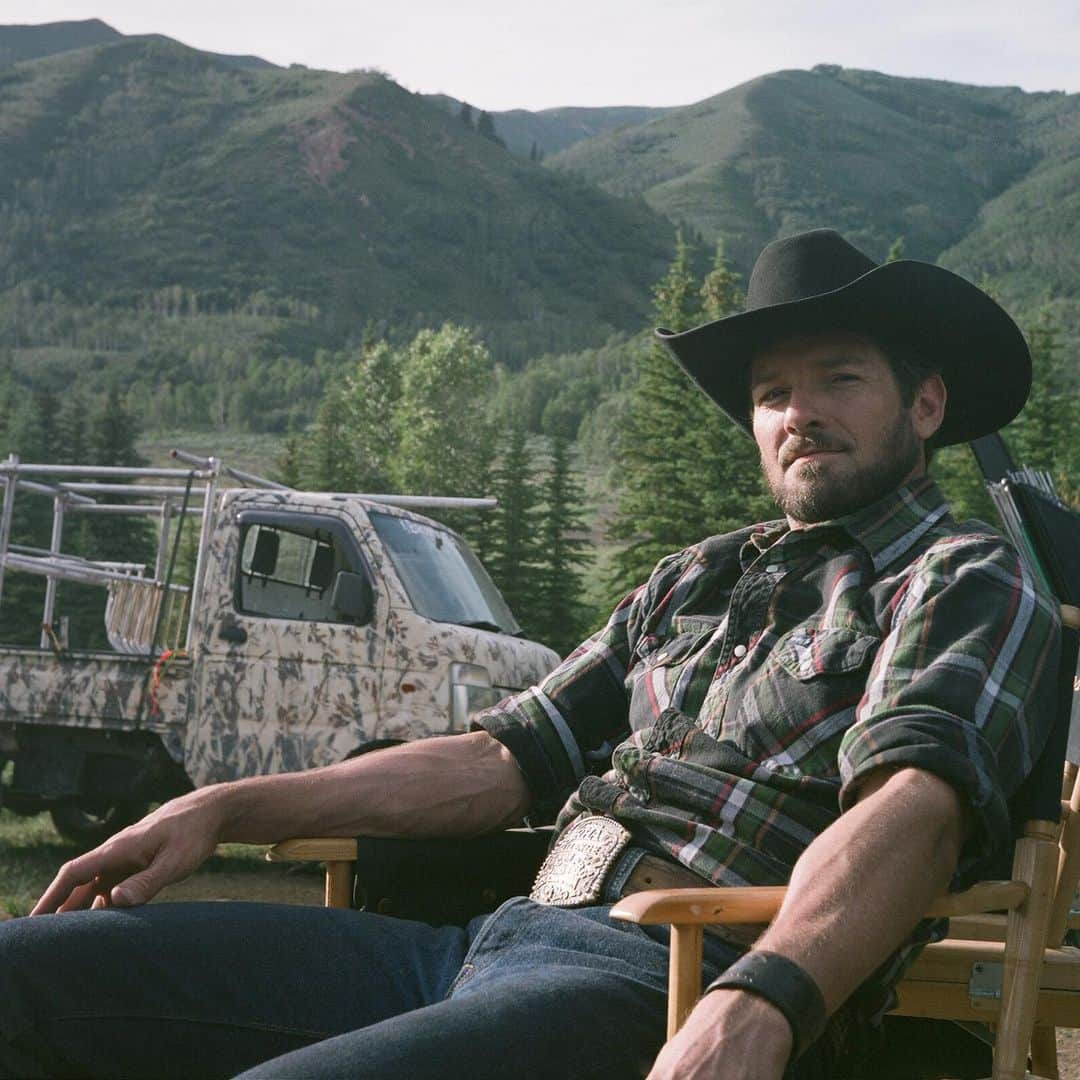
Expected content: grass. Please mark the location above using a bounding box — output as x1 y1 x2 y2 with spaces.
0 807 300 918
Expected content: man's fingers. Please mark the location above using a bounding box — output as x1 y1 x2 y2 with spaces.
109 857 179 907
31 857 104 915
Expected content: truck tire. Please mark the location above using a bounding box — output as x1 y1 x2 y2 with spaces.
50 799 149 848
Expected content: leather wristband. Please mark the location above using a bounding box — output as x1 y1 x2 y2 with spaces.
704 950 828 1060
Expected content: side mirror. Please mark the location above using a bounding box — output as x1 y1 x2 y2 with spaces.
332 570 375 625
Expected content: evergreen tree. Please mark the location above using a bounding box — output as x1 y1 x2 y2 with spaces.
885 236 906 263
607 233 723 595
485 423 542 634
65 388 156 649
534 434 592 656
1007 305 1078 493
458 102 475 130
275 434 302 488
476 111 505 147
298 389 359 492
0 389 51 645
696 243 775 533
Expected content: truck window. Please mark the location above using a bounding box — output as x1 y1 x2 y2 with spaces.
237 521 360 623
368 511 520 635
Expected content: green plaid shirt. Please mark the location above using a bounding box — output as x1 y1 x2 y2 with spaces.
477 477 1061 889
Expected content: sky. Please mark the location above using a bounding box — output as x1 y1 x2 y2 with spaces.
4 0 1079 111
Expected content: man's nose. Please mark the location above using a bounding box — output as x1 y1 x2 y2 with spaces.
782 389 825 433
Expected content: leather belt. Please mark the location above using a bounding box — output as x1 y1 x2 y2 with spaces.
529 814 763 949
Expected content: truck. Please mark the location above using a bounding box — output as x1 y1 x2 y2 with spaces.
0 451 560 845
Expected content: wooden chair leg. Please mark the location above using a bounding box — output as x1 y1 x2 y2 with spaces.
325 860 353 908
993 824 1059 1080
668 924 703 1037
1028 1024 1058 1079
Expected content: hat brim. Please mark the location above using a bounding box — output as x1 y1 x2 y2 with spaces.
656 260 1031 447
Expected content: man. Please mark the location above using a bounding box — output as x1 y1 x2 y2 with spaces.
0 230 1061 1079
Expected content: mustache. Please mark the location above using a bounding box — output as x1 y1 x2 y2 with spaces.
779 436 848 468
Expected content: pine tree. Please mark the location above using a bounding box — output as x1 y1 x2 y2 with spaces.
607 232 718 595
476 111 504 147
0 389 51 645
534 434 592 656
485 423 542 634
458 102 475 130
696 242 775 532
298 389 359 492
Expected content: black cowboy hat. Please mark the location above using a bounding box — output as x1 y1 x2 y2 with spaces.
656 228 1031 447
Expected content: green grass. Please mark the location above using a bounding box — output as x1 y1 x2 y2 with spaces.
0 807 290 918
0 809 80 917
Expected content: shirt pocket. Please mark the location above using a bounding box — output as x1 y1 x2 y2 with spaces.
627 624 720 731
730 626 880 778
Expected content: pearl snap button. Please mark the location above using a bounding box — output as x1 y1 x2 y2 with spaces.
733 644 747 659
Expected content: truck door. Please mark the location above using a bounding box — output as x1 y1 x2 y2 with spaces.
187 508 387 786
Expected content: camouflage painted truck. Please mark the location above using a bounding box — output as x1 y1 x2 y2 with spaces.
0 452 559 844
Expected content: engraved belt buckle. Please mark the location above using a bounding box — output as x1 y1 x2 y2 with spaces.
529 814 632 907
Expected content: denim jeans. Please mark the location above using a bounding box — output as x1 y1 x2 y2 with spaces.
0 896 758 1079
0 894 842 1080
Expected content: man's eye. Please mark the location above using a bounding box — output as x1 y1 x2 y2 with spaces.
832 373 859 384
758 387 787 405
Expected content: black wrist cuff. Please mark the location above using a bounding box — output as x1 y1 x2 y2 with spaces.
704 950 828 1060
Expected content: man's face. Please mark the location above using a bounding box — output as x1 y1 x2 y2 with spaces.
750 332 943 528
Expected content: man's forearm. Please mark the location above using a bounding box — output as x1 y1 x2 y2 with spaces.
214 730 532 844
754 766 965 1012
649 767 966 1078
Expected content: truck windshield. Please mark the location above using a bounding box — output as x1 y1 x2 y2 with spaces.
369 511 520 635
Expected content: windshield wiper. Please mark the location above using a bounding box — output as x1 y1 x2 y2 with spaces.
457 619 507 634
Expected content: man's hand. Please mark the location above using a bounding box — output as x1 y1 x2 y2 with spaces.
31 787 227 914
647 989 792 1080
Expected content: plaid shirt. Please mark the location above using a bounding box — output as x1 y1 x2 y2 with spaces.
477 477 1061 891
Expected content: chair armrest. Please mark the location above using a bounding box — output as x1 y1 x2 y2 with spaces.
265 838 359 863
610 880 1029 927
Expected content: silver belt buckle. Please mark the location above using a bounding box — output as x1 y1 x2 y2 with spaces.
529 814 632 906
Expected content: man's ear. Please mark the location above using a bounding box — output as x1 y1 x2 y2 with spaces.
911 373 947 442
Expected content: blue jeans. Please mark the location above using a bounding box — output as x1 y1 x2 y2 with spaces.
0 897 757 1079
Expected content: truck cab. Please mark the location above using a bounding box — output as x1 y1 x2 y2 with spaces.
185 489 559 787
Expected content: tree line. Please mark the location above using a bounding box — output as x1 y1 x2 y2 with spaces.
2 232 1075 659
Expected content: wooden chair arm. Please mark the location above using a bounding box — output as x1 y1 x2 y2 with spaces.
610 880 1030 928
265 838 359 863
265 837 358 908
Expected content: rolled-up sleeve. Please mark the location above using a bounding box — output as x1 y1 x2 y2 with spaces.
838 534 1061 881
473 549 696 820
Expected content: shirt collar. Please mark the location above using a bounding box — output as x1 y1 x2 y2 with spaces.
741 477 953 573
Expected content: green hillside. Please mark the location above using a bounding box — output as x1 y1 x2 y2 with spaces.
426 94 672 158
0 18 121 66
0 19 273 71
548 64 1080 363
0 33 675 374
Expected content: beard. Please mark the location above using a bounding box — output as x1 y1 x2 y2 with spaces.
763 414 923 525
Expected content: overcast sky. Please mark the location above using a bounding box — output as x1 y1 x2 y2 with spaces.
6 0 1078 111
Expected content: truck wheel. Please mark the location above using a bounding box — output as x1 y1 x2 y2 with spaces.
50 800 149 848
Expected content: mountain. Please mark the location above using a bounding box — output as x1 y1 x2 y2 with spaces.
0 32 674 372
0 19 121 66
0 19 274 71
548 65 1080 324
425 95 672 158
